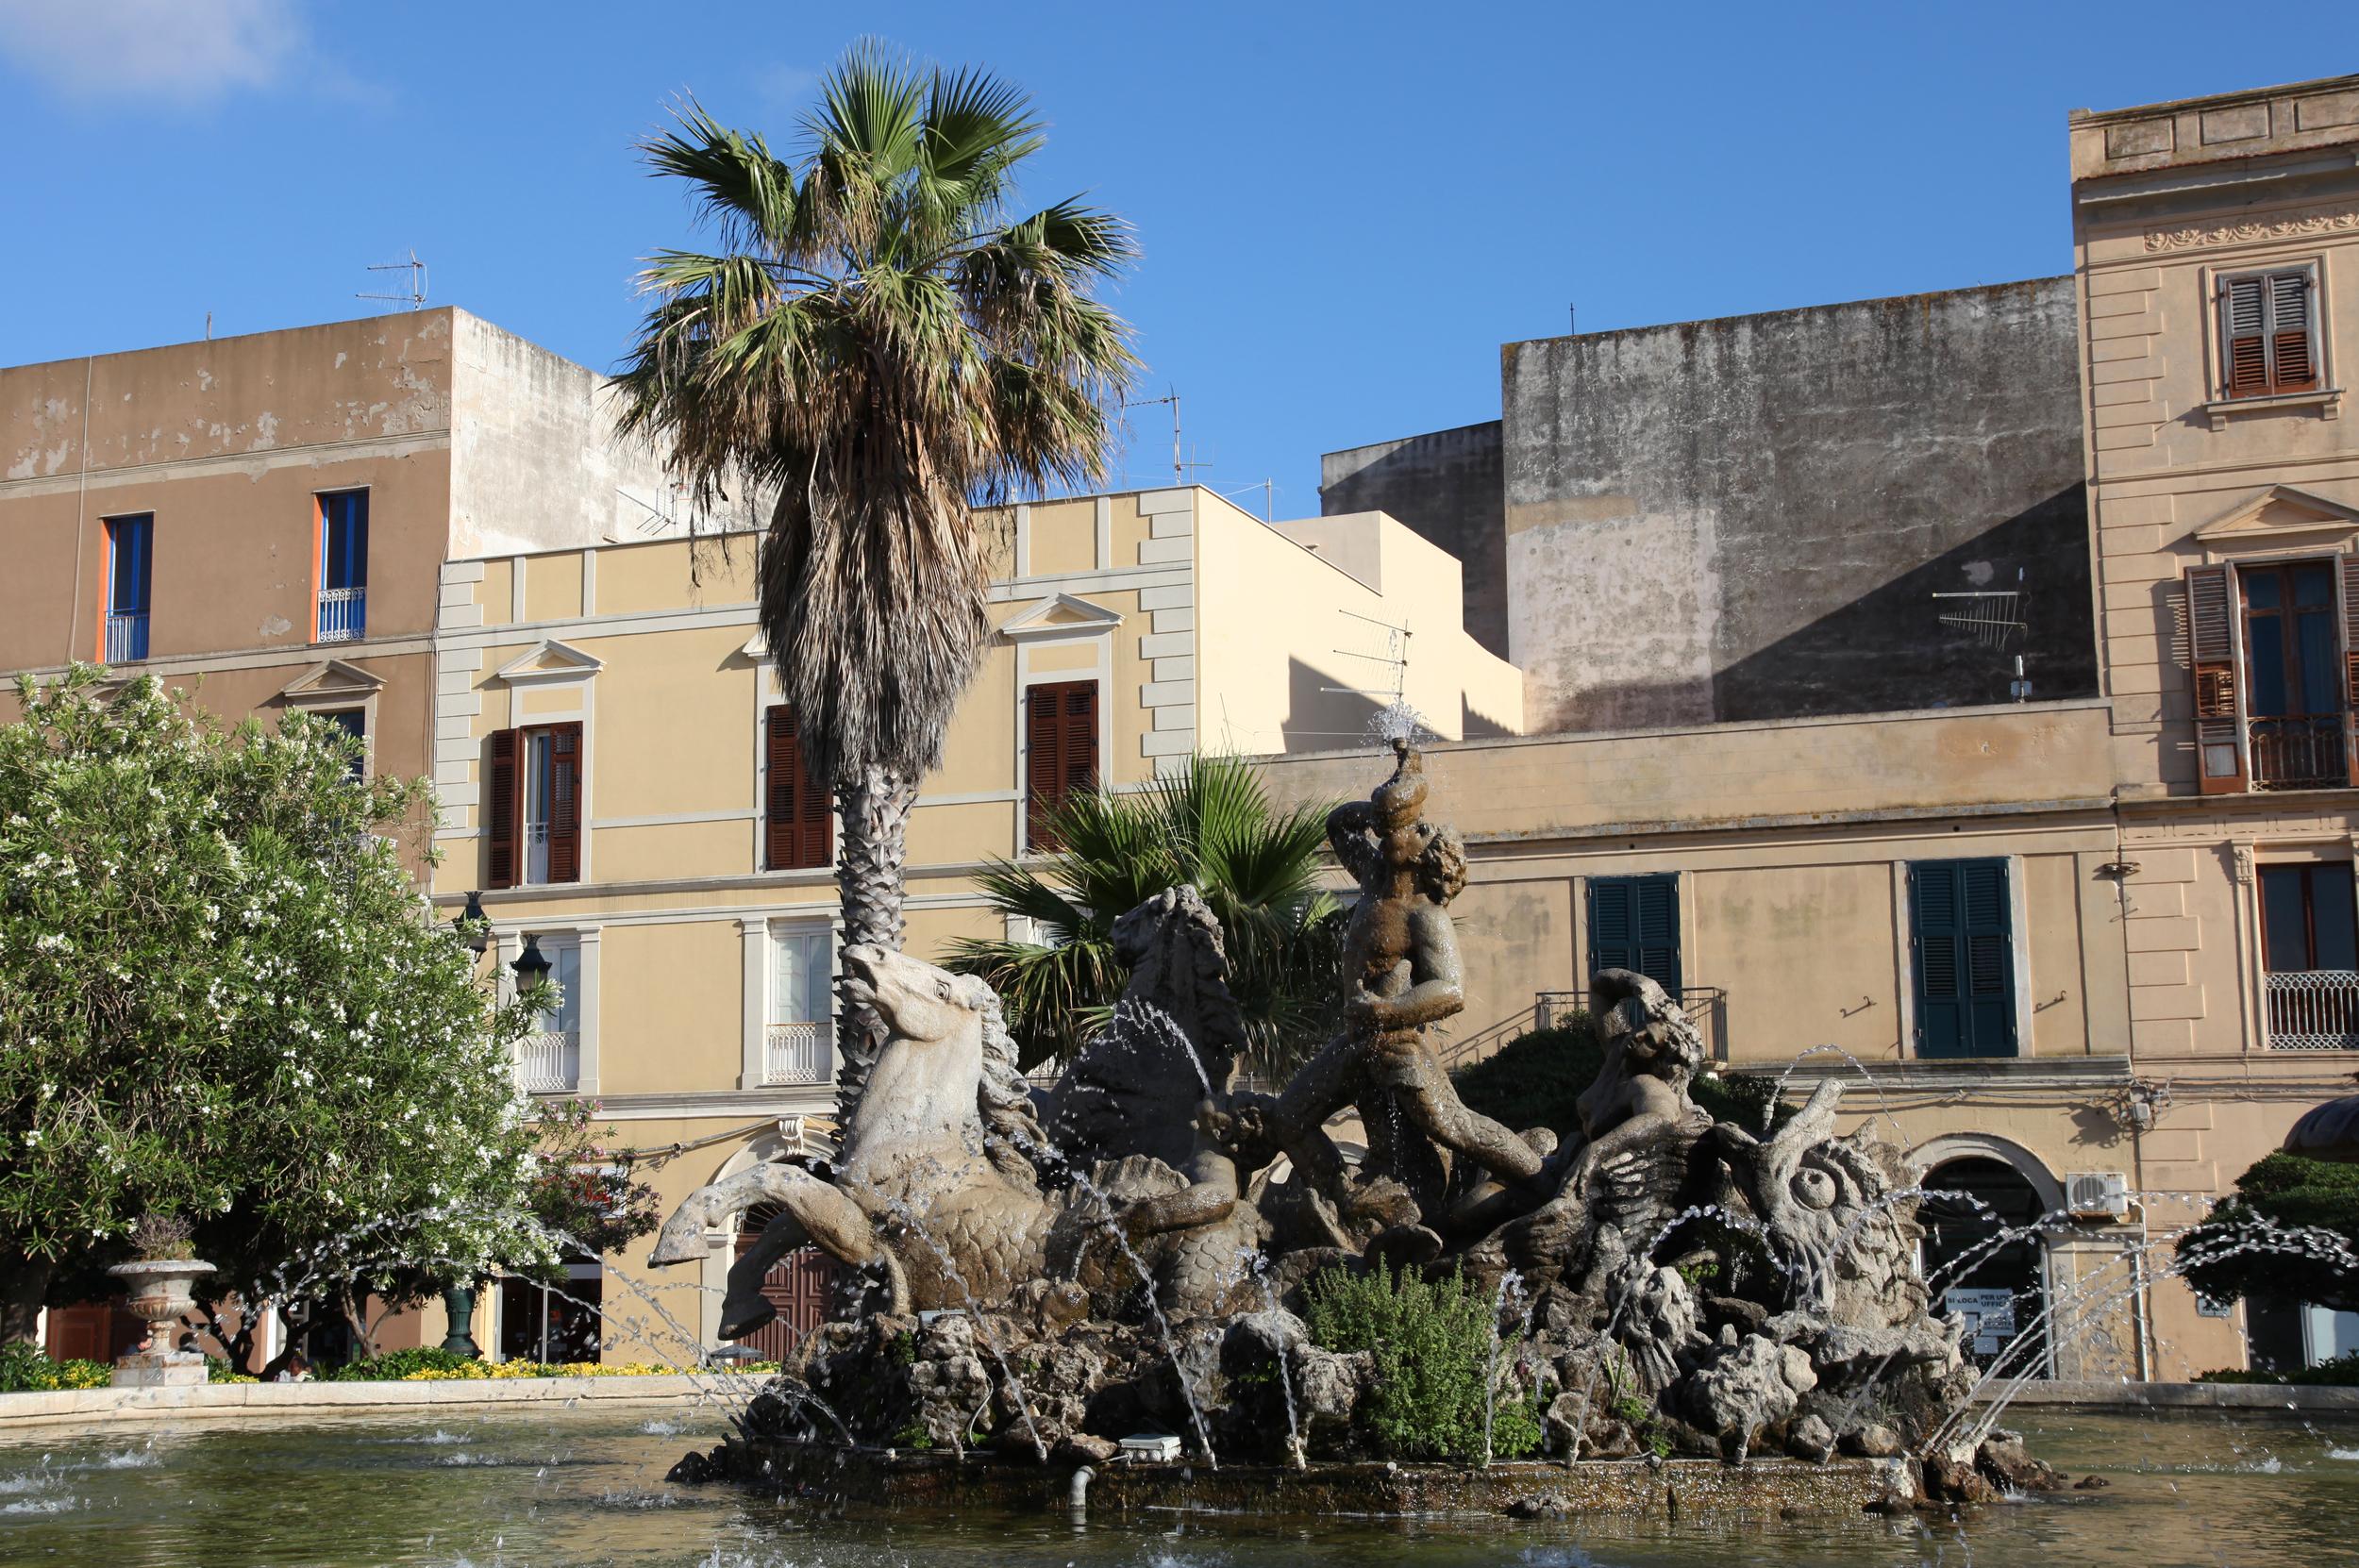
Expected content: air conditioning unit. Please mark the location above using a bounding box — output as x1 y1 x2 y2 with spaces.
2066 1171 2131 1222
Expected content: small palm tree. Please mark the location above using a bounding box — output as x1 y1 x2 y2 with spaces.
616 42 1138 1125
947 755 1346 1076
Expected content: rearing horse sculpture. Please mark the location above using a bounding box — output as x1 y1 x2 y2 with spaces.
649 944 1056 1336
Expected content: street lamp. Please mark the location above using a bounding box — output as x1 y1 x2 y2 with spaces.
511 934 553 991
451 889 489 955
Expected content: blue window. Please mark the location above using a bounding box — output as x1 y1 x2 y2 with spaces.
317 491 368 642
102 514 152 662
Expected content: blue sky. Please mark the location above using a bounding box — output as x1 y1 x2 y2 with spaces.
0 2 2347 510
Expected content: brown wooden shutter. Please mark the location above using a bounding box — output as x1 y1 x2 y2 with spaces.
2222 275 2271 398
1025 680 1098 849
2270 271 2319 393
485 727 521 890
2186 564 2246 795
765 705 832 869
545 721 583 884
2343 558 2359 789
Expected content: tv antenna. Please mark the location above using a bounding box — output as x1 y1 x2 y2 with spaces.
1123 390 1190 484
1932 567 2033 701
1218 477 1275 523
359 249 429 311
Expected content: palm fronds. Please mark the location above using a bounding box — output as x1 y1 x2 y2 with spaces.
946 756 1346 1076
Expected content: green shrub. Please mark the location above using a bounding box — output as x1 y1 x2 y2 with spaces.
1303 1262 1540 1461
0 1342 113 1392
207 1359 259 1384
2199 1349 2359 1387
324 1346 483 1382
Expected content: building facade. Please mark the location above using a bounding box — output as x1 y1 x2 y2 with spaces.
1278 75 2359 1382
419 487 1520 1359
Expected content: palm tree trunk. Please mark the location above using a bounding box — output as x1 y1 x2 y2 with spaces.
834 762 918 1127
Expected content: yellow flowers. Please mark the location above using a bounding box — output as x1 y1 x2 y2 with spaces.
394 1359 695 1381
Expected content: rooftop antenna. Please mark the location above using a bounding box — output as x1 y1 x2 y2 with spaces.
1932 567 2032 700
1324 607 1430 742
358 249 428 311
1569 304 1578 334
1218 478 1275 523
1122 389 1183 484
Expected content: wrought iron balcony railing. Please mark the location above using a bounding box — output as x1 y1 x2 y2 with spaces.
2264 970 2359 1050
514 1029 580 1093
316 585 366 643
104 611 148 663
2249 715 2346 792
762 1020 834 1086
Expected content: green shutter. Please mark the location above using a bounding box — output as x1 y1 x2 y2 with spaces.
1911 859 2016 1059
1589 875 1681 995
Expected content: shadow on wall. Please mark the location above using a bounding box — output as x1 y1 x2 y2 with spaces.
1283 655 1383 754
1462 696 1515 740
1713 483 2097 722
1319 422 1510 661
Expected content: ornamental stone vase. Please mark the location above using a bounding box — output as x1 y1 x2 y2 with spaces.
108 1257 217 1388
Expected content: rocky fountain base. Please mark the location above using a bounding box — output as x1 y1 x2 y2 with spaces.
652 743 2057 1521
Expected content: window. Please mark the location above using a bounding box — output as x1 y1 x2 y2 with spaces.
2258 861 2359 1050
1025 680 1098 849
2184 559 2358 794
322 708 367 782
764 705 832 870
1909 859 2016 1059
100 514 153 663
485 724 582 888
514 935 580 1093
1587 874 1681 995
316 490 368 642
764 926 833 1085
2218 267 2322 401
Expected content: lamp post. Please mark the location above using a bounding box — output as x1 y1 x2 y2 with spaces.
512 933 553 991
436 892 499 1358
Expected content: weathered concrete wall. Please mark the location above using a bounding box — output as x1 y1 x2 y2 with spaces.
1319 421 1509 659
1500 280 2098 733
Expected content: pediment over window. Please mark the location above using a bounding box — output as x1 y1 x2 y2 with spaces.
2193 485 2359 554
998 592 1122 642
494 639 604 685
276 659 385 705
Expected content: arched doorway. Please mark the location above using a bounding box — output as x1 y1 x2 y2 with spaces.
731 1204 842 1361
1919 1155 2051 1378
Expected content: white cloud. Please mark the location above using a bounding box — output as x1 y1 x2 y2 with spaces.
0 0 306 102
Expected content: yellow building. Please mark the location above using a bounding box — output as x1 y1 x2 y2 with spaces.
1255 74 2359 1386
419 487 1520 1359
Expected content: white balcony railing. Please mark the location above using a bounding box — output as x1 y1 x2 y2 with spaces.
104 611 148 663
762 1021 833 1086
515 1029 580 1092
317 585 366 643
2265 970 2359 1050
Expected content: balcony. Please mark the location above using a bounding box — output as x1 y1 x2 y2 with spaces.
2264 971 2359 1050
762 1020 834 1086
104 611 148 663
2249 716 2346 792
317 585 367 643
515 1029 580 1093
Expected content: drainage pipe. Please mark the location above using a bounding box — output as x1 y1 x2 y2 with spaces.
1067 1465 1095 1510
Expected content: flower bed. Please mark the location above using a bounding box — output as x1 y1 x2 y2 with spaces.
326 1347 776 1382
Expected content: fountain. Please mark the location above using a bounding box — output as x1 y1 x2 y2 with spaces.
644 741 2044 1516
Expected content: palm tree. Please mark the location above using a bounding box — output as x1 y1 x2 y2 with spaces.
947 755 1346 1077
616 43 1138 1124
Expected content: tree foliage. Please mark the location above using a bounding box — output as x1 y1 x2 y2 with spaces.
0 669 563 1347
2179 1150 2359 1316
945 754 1345 1074
615 41 1140 1122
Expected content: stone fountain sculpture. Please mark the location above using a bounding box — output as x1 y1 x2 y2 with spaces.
653 741 2019 1501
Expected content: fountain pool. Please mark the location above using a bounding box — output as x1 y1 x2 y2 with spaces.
2 1406 2352 1566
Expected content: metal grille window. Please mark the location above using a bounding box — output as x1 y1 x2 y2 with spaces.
2218 266 2323 400
764 927 834 1085
316 490 368 642
101 514 153 663
516 937 581 1092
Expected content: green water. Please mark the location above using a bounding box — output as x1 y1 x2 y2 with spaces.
1 1406 2353 1566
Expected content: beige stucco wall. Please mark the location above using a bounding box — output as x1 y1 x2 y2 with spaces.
1196 503 1525 754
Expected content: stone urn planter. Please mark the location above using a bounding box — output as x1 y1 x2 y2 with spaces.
108 1257 217 1388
